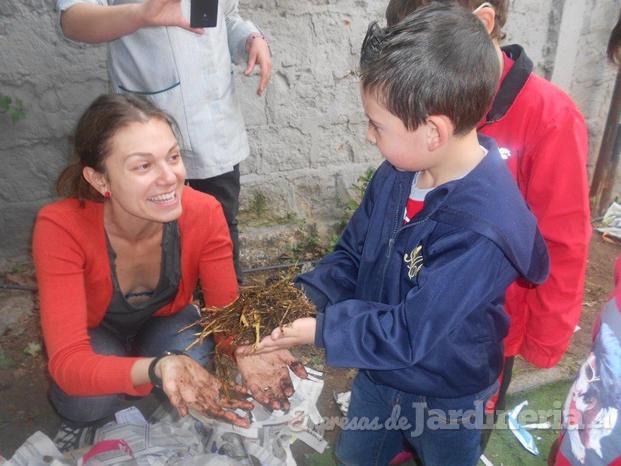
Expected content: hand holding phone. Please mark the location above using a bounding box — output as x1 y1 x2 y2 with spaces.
191 0 218 28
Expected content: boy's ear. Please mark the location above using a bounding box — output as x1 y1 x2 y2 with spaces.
82 166 108 196
426 115 453 151
473 5 496 36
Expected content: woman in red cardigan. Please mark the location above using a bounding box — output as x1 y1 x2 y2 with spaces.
33 94 305 452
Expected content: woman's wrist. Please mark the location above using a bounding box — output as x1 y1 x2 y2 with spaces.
148 350 187 389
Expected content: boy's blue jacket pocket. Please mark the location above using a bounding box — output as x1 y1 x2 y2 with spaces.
297 135 549 398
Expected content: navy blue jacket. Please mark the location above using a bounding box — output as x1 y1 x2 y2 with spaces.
297 136 549 398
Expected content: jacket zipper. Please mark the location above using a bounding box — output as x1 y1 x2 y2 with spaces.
377 217 429 301
377 178 429 300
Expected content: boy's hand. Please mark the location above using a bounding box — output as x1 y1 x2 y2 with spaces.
235 349 307 411
255 317 317 353
244 33 272 96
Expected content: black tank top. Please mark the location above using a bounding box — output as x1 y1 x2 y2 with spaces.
101 221 181 340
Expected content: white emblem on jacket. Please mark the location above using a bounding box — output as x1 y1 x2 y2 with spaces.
404 245 424 280
499 147 512 160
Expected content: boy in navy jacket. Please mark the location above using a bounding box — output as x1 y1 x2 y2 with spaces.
386 0 591 432
252 4 549 465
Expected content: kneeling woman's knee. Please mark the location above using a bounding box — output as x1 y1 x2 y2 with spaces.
49 383 124 424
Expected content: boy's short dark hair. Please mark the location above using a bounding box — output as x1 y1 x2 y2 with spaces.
361 3 499 135
386 0 508 40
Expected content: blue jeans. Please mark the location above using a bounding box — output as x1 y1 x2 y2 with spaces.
49 304 213 424
335 371 498 466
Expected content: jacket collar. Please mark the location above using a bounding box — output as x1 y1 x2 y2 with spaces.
421 136 501 211
480 44 533 128
387 136 501 226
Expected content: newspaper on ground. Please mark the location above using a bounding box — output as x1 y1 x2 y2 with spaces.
507 400 540 456
115 407 147 426
334 391 351 416
522 421 552 430
597 202 621 241
191 365 327 463
1 431 69 466
5 367 326 466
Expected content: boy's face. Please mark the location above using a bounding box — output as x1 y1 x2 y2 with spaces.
361 87 433 172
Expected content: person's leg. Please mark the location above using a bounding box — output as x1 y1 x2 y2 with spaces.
492 356 514 413
335 371 405 466
480 356 514 450
134 304 213 366
407 382 498 466
188 165 242 283
49 326 128 424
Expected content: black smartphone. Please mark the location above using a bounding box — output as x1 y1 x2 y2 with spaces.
191 0 218 28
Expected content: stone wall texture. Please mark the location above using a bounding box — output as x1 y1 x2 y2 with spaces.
1 0 620 264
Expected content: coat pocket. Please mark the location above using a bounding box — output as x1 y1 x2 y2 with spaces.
424 381 498 427
109 25 180 95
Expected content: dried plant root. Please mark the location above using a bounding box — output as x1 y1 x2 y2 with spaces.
185 268 316 354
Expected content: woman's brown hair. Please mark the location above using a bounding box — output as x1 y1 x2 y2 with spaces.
56 94 180 201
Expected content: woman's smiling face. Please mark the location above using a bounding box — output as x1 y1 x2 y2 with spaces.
101 117 186 224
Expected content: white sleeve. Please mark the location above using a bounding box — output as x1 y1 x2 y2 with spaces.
222 0 260 64
56 0 106 12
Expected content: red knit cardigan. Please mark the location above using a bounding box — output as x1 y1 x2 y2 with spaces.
33 187 237 396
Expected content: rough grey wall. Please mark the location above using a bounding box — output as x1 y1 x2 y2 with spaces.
569 0 621 177
0 0 619 263
0 0 109 261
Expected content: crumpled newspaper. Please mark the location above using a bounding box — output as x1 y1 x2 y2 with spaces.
507 400 539 456
0 431 69 466
4 367 326 466
597 202 621 240
334 391 351 416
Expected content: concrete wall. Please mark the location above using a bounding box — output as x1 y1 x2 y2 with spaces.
1 0 620 264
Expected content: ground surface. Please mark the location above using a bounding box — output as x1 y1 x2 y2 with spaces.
0 234 620 462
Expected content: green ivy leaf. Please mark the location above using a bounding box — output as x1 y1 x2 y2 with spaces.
0 95 11 111
0 94 26 124
23 342 42 358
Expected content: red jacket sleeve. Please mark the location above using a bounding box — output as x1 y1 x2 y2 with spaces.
33 210 150 397
505 108 591 368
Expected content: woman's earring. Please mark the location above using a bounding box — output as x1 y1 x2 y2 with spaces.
104 191 111 199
